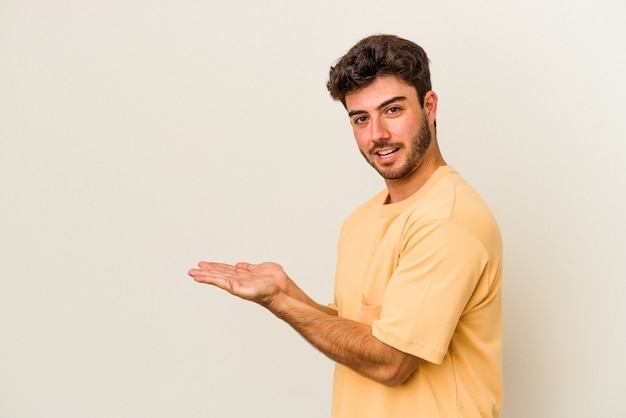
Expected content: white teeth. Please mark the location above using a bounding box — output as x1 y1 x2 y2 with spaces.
377 149 396 157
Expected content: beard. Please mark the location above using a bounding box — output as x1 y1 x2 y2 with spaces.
361 117 432 180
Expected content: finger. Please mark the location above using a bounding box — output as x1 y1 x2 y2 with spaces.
235 262 250 270
198 261 223 268
195 276 231 292
190 269 210 281
246 262 269 273
192 265 229 277
197 262 239 274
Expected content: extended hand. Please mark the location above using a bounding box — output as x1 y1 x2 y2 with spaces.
188 261 287 306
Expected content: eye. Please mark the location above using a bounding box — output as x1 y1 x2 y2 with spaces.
386 106 401 115
352 115 368 125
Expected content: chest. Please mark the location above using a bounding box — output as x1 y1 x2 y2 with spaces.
334 213 409 318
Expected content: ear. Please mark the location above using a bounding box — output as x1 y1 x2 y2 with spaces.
423 91 438 126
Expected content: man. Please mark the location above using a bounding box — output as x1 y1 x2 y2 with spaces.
189 34 503 418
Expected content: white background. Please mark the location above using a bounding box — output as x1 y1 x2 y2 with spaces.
1 1 625 417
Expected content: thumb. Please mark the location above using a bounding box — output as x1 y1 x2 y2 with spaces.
235 262 251 270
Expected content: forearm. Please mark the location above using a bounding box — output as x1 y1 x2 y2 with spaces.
283 276 338 316
265 291 421 386
189 261 420 385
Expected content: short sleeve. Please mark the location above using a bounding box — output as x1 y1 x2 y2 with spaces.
371 220 488 364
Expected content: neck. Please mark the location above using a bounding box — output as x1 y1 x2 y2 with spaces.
384 140 446 204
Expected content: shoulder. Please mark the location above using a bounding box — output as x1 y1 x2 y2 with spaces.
403 168 501 254
407 168 496 222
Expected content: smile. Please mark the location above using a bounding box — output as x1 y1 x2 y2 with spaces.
375 148 399 159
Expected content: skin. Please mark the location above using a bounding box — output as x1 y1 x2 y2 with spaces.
346 75 445 203
188 75 446 387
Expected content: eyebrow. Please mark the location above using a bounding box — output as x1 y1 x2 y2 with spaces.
348 96 407 117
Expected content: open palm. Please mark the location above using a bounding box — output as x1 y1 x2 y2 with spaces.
189 262 286 305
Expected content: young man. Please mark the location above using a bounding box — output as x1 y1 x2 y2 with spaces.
189 34 503 418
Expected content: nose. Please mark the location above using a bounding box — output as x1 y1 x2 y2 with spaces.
369 117 390 143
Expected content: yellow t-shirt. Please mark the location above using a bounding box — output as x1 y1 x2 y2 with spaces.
331 165 503 418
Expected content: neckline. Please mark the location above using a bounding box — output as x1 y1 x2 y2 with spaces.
378 165 453 217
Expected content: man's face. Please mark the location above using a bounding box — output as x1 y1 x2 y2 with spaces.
345 75 431 181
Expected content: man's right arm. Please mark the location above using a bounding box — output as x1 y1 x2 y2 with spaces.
189 260 423 386
234 261 339 316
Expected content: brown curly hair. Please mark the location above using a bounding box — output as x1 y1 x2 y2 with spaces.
327 34 432 108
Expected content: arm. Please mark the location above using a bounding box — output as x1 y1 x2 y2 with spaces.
188 261 423 387
235 262 338 316
267 289 423 387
